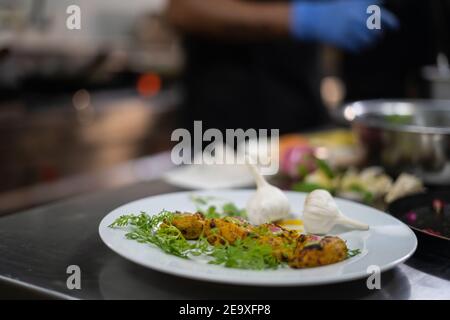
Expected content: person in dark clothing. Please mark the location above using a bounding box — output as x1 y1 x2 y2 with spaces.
167 0 399 134
342 0 446 101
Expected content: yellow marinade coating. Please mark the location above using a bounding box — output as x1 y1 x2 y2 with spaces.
169 212 348 268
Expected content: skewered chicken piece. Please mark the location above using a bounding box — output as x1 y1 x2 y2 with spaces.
168 212 348 268
288 235 348 268
171 212 205 239
253 224 299 261
204 217 253 245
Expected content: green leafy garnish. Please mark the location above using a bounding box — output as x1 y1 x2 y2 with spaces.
209 237 281 270
109 211 196 258
347 248 361 258
189 195 216 206
203 206 221 219
109 210 281 270
109 210 361 270
189 195 247 219
222 202 247 218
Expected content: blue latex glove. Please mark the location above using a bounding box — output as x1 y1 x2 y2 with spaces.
290 0 399 52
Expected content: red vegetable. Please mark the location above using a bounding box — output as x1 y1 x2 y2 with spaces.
280 146 316 179
432 199 444 214
268 225 282 233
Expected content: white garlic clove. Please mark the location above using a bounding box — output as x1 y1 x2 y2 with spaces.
303 189 369 234
245 162 290 225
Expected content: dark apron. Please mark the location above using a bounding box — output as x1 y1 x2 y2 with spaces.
181 0 327 134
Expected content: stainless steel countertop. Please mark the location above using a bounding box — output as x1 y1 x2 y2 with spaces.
0 178 449 299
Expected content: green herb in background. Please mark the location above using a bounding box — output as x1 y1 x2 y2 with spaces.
385 114 413 125
292 181 332 193
348 184 373 204
297 163 309 179
292 157 378 206
316 158 335 179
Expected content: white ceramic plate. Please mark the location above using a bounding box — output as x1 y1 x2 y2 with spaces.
99 190 417 286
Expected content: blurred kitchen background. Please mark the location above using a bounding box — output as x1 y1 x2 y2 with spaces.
0 0 448 215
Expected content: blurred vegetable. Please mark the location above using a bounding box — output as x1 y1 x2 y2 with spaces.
432 199 444 215
338 166 392 203
347 184 374 204
280 145 316 179
304 169 335 190
288 152 423 205
292 181 328 193
279 134 310 157
307 129 356 147
293 158 336 192
385 173 424 203
316 158 335 179
279 131 424 206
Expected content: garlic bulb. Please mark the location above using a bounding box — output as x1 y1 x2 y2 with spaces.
385 173 424 204
303 189 369 234
245 162 290 225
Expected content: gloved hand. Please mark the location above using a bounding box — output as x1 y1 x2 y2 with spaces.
290 0 399 52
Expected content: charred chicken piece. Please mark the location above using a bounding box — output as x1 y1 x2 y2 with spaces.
288 235 348 268
170 212 205 239
254 224 299 261
204 217 253 245
169 213 349 268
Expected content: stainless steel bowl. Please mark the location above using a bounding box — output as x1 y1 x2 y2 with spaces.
339 100 450 185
